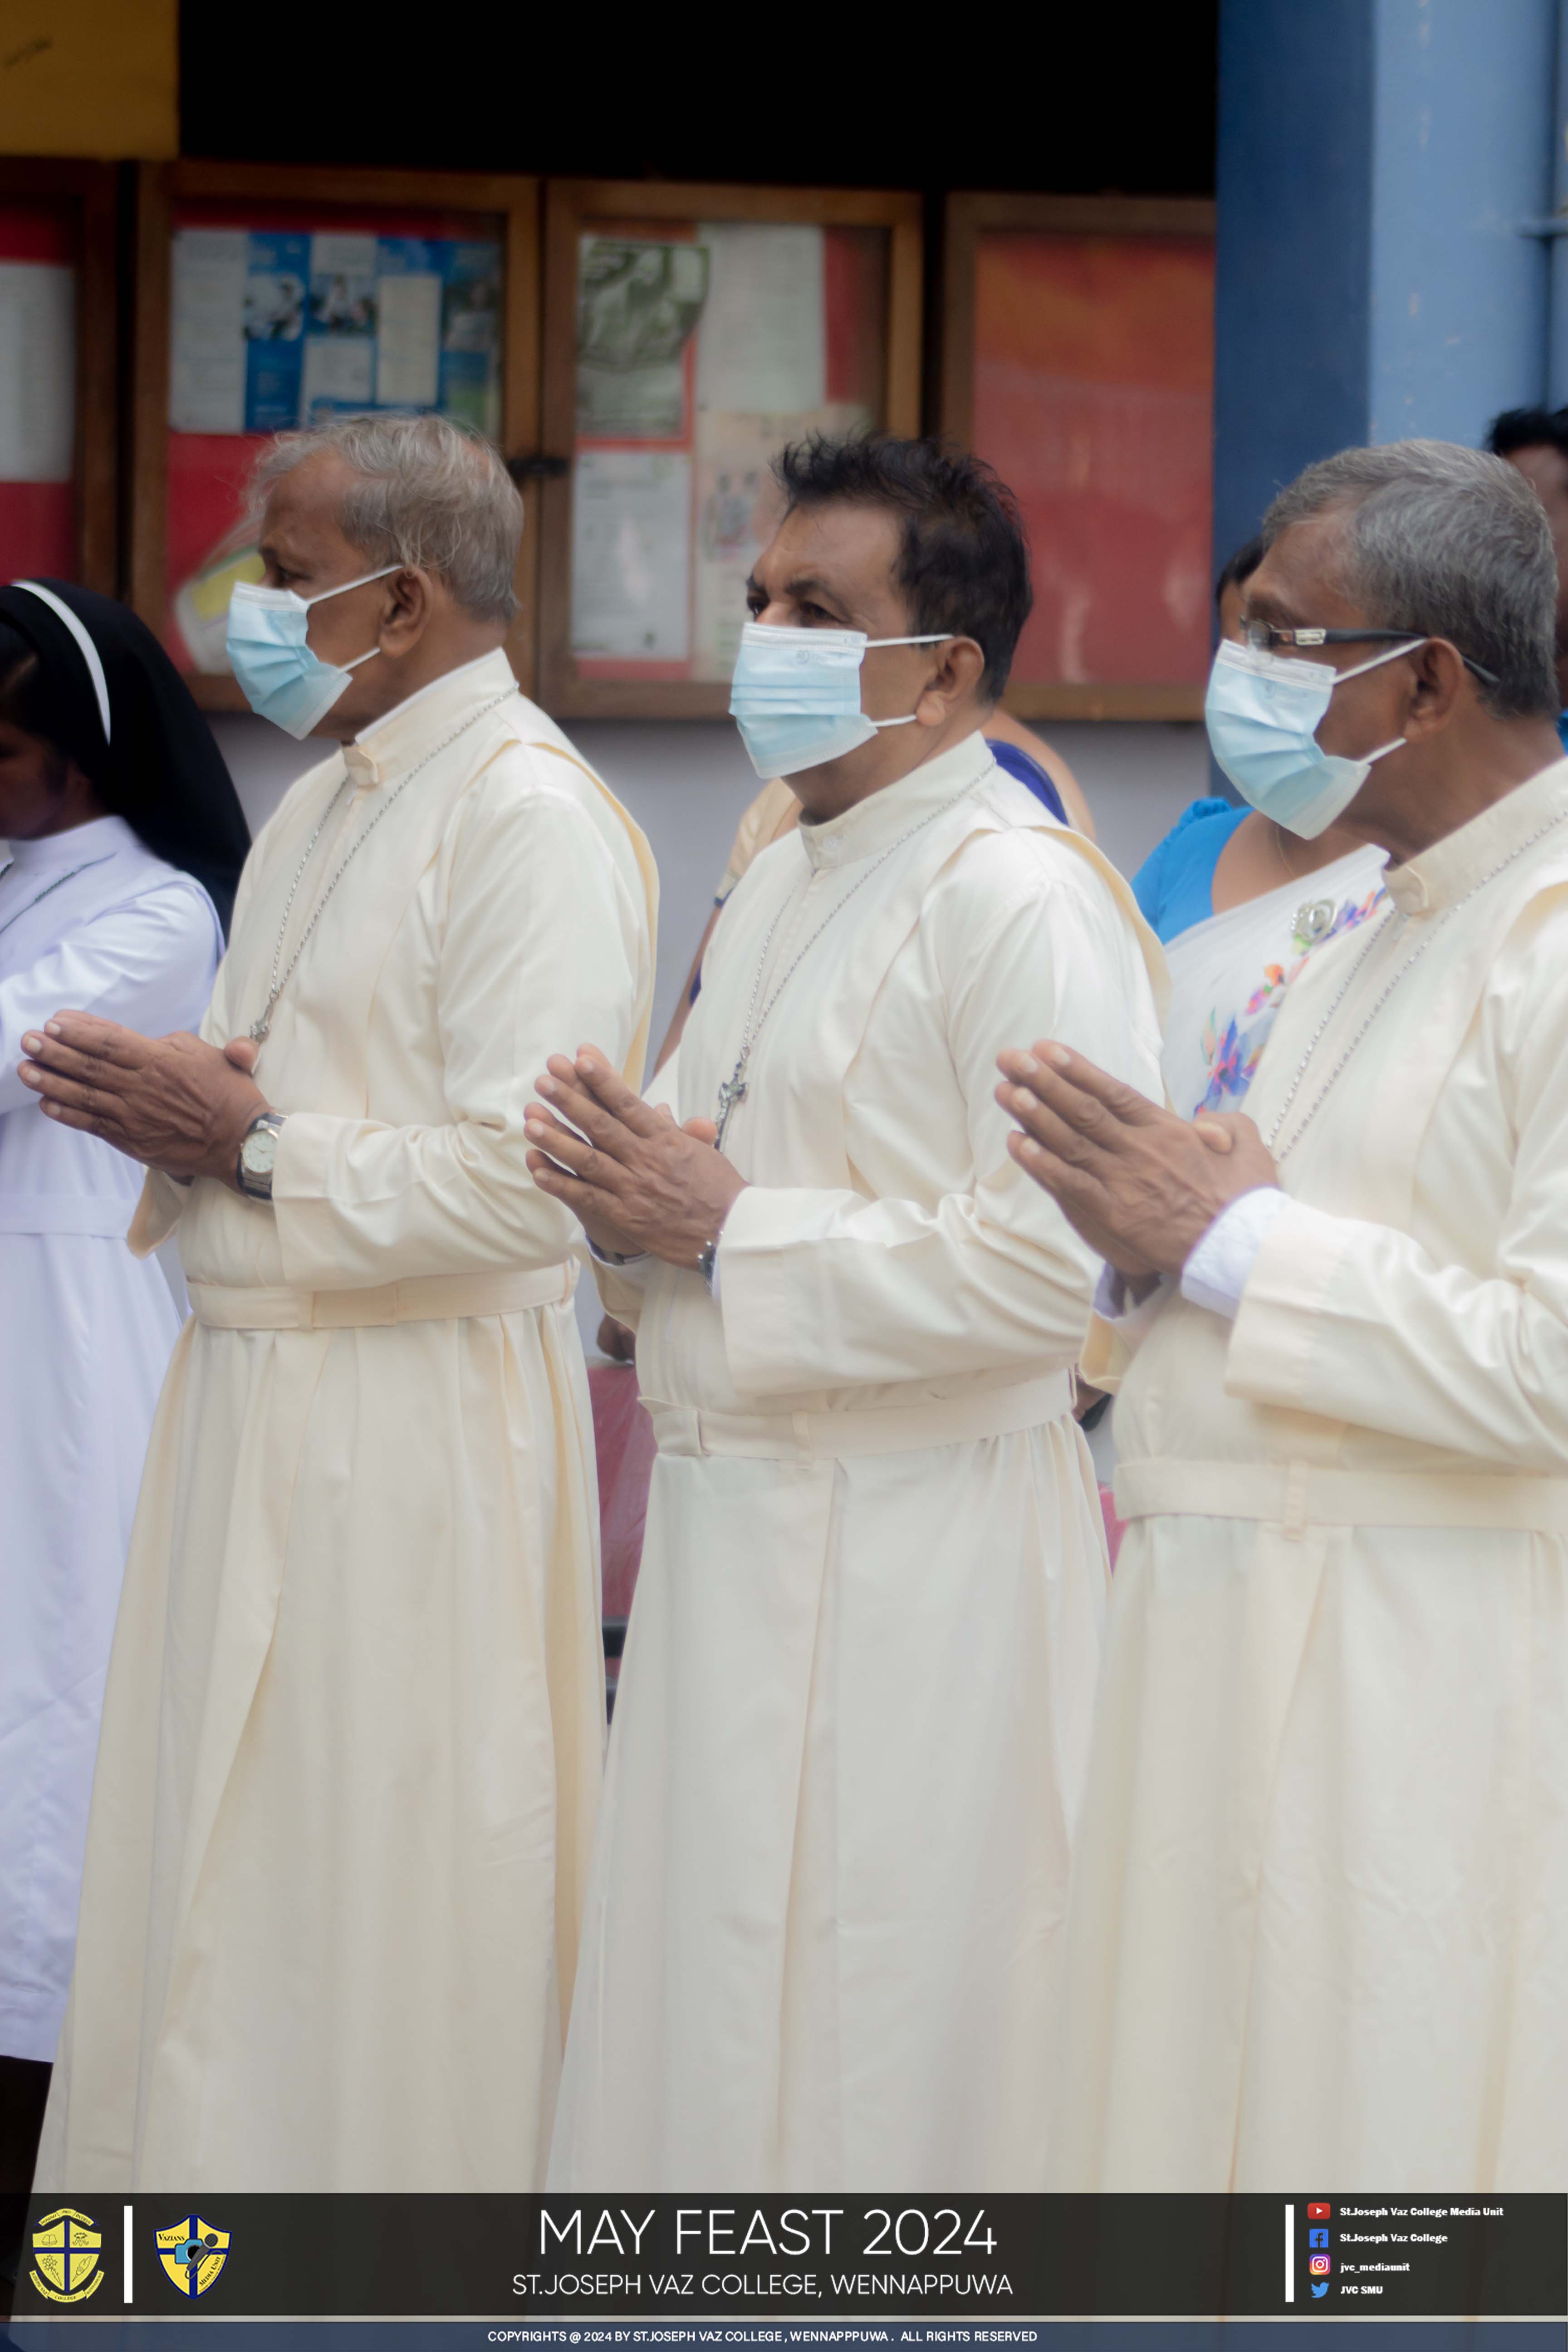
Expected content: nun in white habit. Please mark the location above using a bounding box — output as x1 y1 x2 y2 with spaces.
0 579 246 2195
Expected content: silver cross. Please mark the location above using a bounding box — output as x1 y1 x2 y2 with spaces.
715 1054 749 1151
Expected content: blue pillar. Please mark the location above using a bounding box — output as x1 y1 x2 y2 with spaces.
1214 0 1558 572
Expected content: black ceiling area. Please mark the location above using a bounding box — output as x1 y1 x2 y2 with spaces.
179 8 1218 197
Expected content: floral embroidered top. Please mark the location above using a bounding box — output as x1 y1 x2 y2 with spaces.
1159 842 1389 1121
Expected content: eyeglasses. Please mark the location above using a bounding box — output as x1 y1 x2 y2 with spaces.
1241 620 1499 686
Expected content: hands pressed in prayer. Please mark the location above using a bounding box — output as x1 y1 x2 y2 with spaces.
995 1040 1279 1281
17 1013 269 1189
524 1047 746 1270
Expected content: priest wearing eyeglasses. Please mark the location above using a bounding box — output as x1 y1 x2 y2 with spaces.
19 414 656 2192
998 440 1568 2194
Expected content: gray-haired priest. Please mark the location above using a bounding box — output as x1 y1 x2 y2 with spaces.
19 415 656 2190
999 439 1568 2192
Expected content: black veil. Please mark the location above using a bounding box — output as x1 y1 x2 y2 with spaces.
0 578 250 934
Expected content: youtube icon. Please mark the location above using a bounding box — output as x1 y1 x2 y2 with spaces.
1308 2202 1332 2220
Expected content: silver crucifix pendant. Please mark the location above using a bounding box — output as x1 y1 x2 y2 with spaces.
715 1054 749 1151
248 1011 272 1044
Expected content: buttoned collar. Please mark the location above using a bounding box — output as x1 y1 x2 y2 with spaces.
795 729 996 874
1382 754 1568 916
342 648 518 790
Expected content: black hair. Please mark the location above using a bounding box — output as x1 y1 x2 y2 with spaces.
0 584 250 932
771 432 1033 699
1486 406 1568 462
1215 535 1264 603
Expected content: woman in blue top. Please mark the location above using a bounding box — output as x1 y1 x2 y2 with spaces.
1133 539 1388 1119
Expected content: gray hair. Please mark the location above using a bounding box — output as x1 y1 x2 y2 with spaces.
250 412 523 626
1261 438 1559 720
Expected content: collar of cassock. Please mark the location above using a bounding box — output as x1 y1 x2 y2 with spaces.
341 646 518 790
1383 752 1568 916
796 726 996 873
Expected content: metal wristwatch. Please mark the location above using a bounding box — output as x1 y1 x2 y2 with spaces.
236 1111 286 1201
696 1237 719 1292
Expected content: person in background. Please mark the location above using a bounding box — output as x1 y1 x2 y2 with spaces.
1131 539 1387 1118
0 581 243 2268
1488 404 1568 745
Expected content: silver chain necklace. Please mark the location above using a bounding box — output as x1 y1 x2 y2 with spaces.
714 760 990 1149
1265 803 1568 1160
246 689 517 1044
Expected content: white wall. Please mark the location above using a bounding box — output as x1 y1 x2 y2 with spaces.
211 711 1209 1063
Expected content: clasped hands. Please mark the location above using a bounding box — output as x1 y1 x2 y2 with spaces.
17 1012 270 1189
994 1040 1279 1285
524 1047 745 1270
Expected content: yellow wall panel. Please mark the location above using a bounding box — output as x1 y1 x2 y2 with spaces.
0 0 176 159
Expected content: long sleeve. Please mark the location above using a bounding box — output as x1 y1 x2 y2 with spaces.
1225 952 1568 1472
0 882 218 1117
270 770 647 1290
717 843 1162 1397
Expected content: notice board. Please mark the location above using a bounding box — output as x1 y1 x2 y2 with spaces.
538 179 923 719
0 159 117 591
130 162 540 709
942 194 1216 720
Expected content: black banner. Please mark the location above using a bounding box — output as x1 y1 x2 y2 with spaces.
7 2192 1565 2321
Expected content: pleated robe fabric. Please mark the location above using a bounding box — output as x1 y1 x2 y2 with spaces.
0 816 220 2063
1062 755 1568 2193
34 651 656 2192
551 731 1166 2191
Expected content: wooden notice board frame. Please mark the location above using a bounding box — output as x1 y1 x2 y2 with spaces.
0 157 118 594
941 191 1217 723
130 160 541 712
539 177 923 720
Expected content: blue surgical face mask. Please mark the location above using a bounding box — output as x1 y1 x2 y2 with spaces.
728 621 953 780
1205 635 1416 838
226 564 399 738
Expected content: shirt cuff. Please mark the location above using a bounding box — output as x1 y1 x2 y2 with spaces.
1180 1185 1292 1320
1092 1262 1172 1341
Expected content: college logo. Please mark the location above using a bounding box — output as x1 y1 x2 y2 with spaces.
156 2214 230 2297
1309 2254 1331 2277
29 2207 104 2303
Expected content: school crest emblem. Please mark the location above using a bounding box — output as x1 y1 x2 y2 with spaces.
156 2213 230 2297
29 2206 104 2303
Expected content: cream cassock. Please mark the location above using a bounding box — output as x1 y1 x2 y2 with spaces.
35 651 656 2191
1 814 220 2065
1063 755 1568 2191
552 730 1165 2190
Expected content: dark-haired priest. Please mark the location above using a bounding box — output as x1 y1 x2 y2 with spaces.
524 432 1165 2190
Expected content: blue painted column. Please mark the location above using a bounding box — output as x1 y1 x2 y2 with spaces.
1214 0 1558 571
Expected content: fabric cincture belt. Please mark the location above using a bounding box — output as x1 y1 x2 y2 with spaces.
1115 1456 1568 1536
648 1372 1073 1463
188 1262 576 1331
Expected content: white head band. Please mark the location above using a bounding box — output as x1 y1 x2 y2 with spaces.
10 580 113 745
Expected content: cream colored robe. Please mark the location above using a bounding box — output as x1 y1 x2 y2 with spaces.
1059 756 1568 2193
36 650 655 2192
551 732 1165 2191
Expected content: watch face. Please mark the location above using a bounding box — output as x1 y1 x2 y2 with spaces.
241 1124 279 1177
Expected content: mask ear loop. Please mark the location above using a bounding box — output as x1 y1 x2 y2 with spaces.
862 632 959 725
1326 637 1422 767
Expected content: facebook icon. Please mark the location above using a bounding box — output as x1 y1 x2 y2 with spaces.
1309 2228 1329 2248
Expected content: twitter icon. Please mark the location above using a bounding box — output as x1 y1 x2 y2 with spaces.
1312 2283 1329 2300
